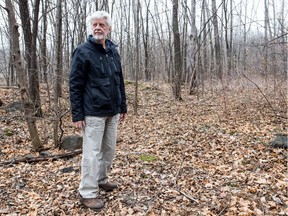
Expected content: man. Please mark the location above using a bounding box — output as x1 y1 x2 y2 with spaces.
69 11 127 210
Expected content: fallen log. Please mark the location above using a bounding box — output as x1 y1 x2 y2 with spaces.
0 149 82 166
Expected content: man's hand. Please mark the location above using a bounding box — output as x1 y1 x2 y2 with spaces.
119 113 126 123
74 120 85 129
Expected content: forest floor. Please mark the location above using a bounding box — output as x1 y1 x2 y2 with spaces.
0 77 287 215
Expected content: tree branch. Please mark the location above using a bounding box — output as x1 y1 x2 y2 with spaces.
0 149 82 166
174 189 199 204
173 141 198 204
243 74 286 120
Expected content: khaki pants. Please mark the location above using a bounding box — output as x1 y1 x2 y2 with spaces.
79 115 119 198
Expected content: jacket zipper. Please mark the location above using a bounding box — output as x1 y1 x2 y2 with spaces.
106 54 115 113
100 57 105 73
111 57 118 71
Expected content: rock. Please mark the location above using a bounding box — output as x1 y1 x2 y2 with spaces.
5 101 23 112
268 134 288 149
60 135 83 151
60 167 76 173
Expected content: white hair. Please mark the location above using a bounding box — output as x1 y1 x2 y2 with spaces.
86 11 112 34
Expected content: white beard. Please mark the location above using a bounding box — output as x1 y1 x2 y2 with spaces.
93 34 104 40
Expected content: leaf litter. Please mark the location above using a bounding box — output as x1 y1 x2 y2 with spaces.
0 80 287 215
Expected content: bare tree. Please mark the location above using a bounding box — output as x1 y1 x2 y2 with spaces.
264 0 269 76
149 1 172 83
211 0 222 79
181 0 189 84
188 0 198 94
223 0 233 75
39 0 51 110
18 0 42 117
172 0 182 100
4 0 27 89
4 0 41 149
1 0 286 124
53 0 63 147
133 0 140 114
280 0 287 78
141 0 151 81
96 0 109 11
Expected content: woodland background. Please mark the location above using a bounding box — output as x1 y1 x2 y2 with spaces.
0 0 287 215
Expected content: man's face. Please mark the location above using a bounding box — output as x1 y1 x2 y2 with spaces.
91 18 111 42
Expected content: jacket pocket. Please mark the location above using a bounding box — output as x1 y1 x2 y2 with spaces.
93 57 105 76
91 77 112 109
111 56 120 73
114 76 122 106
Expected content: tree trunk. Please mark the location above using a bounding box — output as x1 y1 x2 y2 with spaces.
182 0 188 84
229 0 233 74
270 0 277 88
149 1 170 83
133 0 140 114
172 0 182 100
141 0 151 81
264 0 269 77
40 0 51 110
211 0 222 80
201 0 208 89
5 0 27 88
223 0 230 75
5 0 41 149
189 0 197 94
280 0 287 78
96 0 109 11
243 0 248 72
53 0 63 147
18 0 42 117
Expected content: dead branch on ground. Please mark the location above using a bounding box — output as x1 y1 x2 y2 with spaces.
0 149 82 166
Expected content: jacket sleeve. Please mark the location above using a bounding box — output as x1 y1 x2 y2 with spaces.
114 50 127 113
69 48 87 122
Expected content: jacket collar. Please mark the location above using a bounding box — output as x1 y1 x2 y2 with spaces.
87 35 116 52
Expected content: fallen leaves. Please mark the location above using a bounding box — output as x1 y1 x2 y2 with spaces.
0 81 287 215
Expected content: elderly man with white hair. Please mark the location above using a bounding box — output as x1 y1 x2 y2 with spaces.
69 10 127 210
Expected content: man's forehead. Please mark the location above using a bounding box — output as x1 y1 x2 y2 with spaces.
92 18 107 23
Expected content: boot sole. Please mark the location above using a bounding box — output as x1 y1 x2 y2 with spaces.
80 203 104 211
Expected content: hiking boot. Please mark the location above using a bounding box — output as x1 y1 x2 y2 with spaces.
99 182 118 192
79 196 104 210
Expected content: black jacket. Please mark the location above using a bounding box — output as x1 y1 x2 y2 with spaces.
69 35 127 122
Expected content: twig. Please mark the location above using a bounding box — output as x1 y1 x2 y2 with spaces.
0 149 82 166
217 194 231 216
172 141 198 204
242 74 284 119
58 108 71 144
173 153 185 186
174 189 198 204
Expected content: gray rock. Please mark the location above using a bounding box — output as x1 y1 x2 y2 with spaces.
269 134 288 148
5 101 23 112
60 135 83 151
